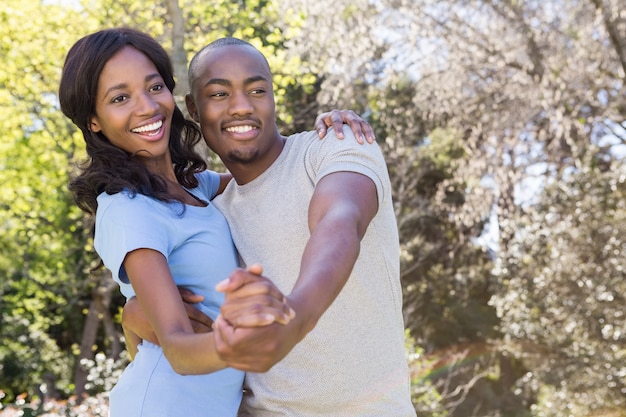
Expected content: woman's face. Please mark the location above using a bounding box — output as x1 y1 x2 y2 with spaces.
90 46 175 162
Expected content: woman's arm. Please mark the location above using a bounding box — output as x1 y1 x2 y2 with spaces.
121 260 294 366
123 249 226 374
122 287 214 355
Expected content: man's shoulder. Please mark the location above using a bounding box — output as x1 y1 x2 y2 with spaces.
286 127 353 143
286 128 367 154
285 130 319 147
289 128 385 164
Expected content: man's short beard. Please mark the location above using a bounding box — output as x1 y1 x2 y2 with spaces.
227 149 259 164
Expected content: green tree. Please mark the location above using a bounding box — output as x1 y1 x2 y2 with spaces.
0 0 326 403
0 0 103 401
494 161 626 416
370 76 520 416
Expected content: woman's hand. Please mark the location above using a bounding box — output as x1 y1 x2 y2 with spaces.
314 109 376 144
122 286 214 349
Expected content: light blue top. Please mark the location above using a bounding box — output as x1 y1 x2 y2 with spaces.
94 170 243 417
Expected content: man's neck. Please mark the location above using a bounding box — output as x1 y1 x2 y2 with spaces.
227 134 286 185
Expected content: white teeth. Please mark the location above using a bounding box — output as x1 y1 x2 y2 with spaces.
132 120 163 134
226 125 254 133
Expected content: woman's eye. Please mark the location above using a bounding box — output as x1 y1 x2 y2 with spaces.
151 84 165 92
111 95 127 104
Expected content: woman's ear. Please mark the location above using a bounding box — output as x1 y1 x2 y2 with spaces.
89 116 102 133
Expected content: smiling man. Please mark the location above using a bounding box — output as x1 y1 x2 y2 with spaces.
182 38 416 417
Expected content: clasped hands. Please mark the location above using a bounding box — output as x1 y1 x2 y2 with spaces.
211 264 308 372
122 264 305 373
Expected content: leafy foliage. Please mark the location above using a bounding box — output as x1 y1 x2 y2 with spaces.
494 163 626 415
2 0 626 415
0 0 100 402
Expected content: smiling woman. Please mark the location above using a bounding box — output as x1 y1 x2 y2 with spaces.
89 47 175 161
57 27 294 417
58 27 208 213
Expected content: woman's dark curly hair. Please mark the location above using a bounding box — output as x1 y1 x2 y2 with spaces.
59 27 206 215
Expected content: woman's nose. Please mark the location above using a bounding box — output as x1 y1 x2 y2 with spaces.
135 92 159 115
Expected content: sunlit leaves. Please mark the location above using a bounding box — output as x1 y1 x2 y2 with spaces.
495 165 626 414
0 0 97 402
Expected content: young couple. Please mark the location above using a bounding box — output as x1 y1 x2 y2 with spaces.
59 28 415 416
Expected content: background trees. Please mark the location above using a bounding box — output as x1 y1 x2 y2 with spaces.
1 0 625 416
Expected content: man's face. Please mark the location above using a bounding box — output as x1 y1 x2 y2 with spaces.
188 45 280 171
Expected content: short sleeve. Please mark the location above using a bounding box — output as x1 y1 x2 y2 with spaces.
193 170 222 200
307 128 389 206
94 193 171 293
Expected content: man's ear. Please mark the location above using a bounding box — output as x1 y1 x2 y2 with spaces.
89 116 102 133
185 94 199 122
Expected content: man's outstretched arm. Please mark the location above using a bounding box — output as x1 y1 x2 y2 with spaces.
214 171 378 372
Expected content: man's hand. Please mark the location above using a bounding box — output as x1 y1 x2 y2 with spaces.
122 264 294 360
215 264 295 328
315 109 376 144
214 266 304 372
213 316 304 372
